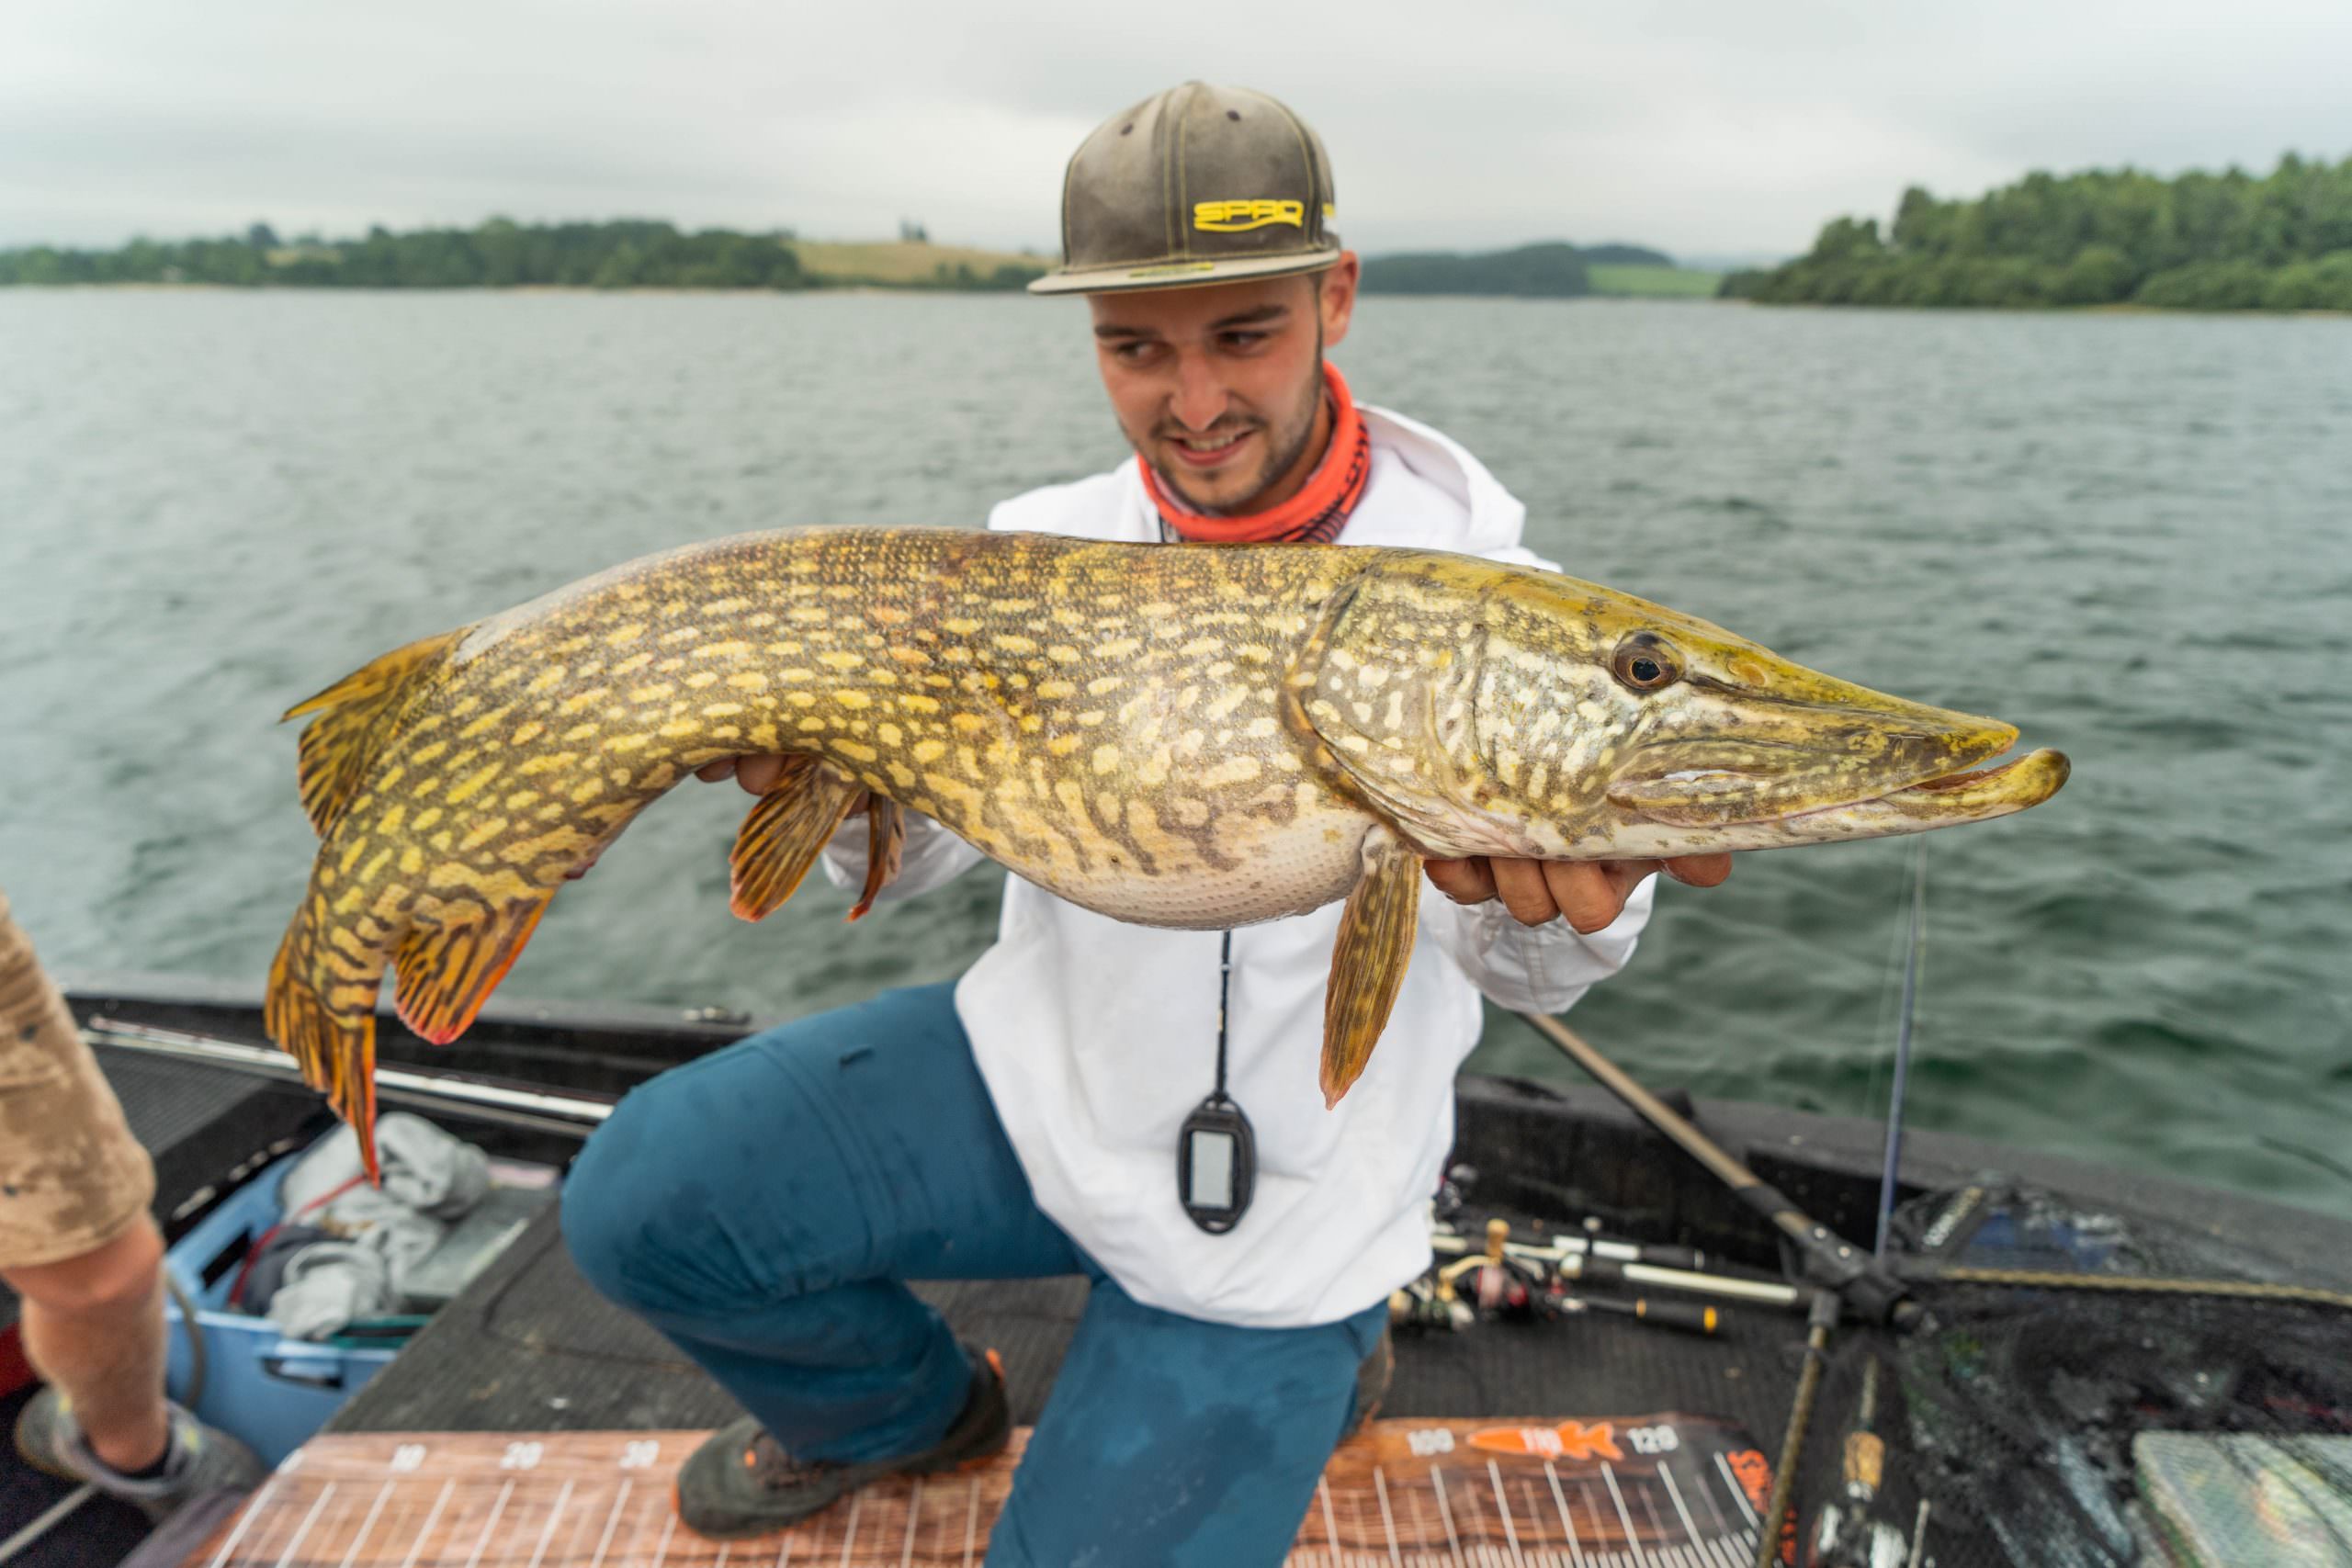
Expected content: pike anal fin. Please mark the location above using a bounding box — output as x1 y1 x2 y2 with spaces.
849 798 905 921
392 892 555 1046
1320 827 1421 1109
729 757 865 920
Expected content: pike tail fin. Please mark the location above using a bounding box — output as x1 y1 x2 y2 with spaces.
266 897 384 1182
284 626 469 839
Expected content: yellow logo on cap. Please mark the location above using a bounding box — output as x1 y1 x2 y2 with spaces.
1193 198 1306 232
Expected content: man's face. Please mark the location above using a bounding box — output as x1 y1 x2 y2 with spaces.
1088 254 1359 514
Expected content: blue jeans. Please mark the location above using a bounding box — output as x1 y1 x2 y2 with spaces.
562 982 1388 1566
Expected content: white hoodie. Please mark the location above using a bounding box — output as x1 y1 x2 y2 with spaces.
822 403 1653 1326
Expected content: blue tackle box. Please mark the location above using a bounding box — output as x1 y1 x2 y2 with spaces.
160 1150 402 1465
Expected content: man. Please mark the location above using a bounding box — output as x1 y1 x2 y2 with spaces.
2 890 265 1520
562 82 1728 1563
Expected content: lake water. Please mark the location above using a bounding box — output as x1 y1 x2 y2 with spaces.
2 290 2347 1220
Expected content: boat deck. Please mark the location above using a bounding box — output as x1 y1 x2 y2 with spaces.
325 1201 1804 1449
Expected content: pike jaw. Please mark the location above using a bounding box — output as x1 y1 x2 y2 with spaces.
1301 556 2070 862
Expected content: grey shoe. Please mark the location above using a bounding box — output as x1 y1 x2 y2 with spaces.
13 1388 266 1521
673 1347 1009 1540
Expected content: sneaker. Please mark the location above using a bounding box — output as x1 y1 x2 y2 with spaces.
13 1389 266 1521
674 1346 1009 1540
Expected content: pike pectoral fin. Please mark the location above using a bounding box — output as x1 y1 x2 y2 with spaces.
1320 828 1421 1109
848 797 905 921
729 756 864 920
392 893 555 1046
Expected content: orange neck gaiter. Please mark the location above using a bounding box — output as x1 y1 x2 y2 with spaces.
1139 362 1371 545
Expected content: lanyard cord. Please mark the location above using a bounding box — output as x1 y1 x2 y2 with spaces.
1214 930 1234 1102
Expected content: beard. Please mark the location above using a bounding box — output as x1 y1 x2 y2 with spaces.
1144 341 1329 516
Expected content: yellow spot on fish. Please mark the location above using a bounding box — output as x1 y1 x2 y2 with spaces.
993 634 1039 655
1091 744 1121 776
1036 680 1077 699
702 703 745 719
728 671 770 692
1201 756 1262 787
605 624 647 647
631 684 673 705
1088 675 1125 696
912 739 946 763
1093 637 1141 660
613 652 653 675
445 761 506 805
837 741 878 763
819 650 864 671
698 640 753 660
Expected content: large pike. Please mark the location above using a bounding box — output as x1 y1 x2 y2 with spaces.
267 527 2066 1170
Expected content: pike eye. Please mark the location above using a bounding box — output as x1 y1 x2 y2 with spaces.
1611 637 1681 694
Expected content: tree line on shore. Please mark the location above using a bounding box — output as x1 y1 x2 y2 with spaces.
0 218 1046 291
1724 154 2352 310
1358 242 1678 298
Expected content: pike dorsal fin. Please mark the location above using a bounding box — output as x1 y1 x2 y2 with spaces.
1320 827 1421 1108
392 892 554 1045
283 627 469 839
729 757 865 920
849 797 906 921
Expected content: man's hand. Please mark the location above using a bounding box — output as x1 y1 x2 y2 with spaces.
1423 854 1732 934
695 755 790 795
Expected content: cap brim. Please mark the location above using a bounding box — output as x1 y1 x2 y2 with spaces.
1027 244 1340 296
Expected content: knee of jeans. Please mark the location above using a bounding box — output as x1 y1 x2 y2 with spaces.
560 1048 857 1314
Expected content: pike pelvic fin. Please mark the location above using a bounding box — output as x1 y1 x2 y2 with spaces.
266 908 383 1183
1319 827 1421 1109
283 626 469 839
849 798 906 921
391 893 555 1046
729 756 865 920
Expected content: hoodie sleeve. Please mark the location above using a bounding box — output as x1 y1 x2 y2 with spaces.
819 812 986 906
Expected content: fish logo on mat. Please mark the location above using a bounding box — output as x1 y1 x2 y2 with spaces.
1468 1420 1623 1461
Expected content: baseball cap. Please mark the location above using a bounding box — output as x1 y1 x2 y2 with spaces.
1029 82 1340 296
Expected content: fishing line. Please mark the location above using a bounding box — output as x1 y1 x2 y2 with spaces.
1875 839 1928 1258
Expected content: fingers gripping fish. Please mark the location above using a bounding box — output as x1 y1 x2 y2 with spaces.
266 527 2067 1176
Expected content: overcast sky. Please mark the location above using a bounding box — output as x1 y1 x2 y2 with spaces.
5 1 2346 263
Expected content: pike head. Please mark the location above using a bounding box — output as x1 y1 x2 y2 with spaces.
1295 553 2069 862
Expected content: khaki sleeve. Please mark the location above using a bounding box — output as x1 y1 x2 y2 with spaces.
0 891 155 1271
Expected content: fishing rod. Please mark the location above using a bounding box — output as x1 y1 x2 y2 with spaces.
1428 1224 1803 1311
1514 1008 1918 1328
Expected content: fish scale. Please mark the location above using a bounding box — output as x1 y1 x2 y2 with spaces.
265 525 2067 1175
